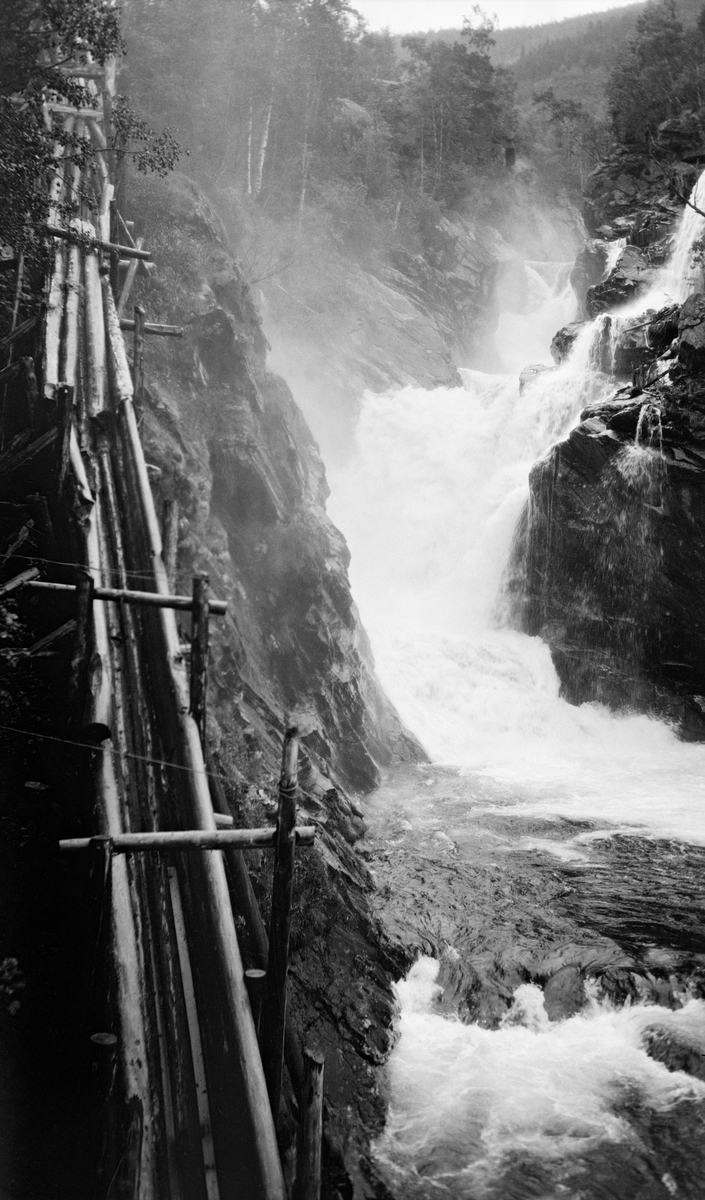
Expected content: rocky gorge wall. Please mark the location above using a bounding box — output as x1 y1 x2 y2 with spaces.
511 177 705 741
126 172 425 1197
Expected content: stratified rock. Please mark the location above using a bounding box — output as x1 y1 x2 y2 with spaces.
509 398 705 737
648 303 680 355
586 245 651 316
550 321 585 364
678 292 705 373
129 170 426 1196
570 239 608 317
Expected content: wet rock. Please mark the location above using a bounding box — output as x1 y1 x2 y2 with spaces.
645 1029 705 1082
570 239 608 317
586 245 652 316
519 362 555 393
648 304 681 355
542 965 585 1020
678 292 705 373
550 320 585 364
509 401 705 732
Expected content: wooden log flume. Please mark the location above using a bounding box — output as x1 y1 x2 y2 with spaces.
23 579 228 615
59 827 316 853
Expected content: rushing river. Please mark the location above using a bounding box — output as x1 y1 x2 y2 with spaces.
327 177 705 1197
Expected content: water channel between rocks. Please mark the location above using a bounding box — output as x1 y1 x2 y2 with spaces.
327 179 705 1197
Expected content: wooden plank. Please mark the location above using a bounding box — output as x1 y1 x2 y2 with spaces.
44 224 152 260
59 827 316 853
25 579 227 614
189 574 209 742
263 728 299 1126
295 1049 325 1200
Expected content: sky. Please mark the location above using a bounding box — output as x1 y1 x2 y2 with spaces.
352 0 640 33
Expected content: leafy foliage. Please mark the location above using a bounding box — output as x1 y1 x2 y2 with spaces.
0 0 182 285
607 0 705 145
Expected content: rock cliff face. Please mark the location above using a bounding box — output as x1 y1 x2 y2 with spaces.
510 294 705 741
128 173 422 1196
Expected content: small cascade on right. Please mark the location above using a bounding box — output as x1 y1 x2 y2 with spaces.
654 167 705 304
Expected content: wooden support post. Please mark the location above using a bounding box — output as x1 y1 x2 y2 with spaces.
133 305 145 409
55 382 73 493
189 573 209 743
245 969 267 1038
263 727 299 1126
117 237 145 316
295 1049 324 1200
67 572 95 730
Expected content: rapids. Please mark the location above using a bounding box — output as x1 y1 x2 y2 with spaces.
327 175 705 1196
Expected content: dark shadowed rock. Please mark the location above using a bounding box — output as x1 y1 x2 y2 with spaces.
678 292 705 373
570 239 608 317
508 391 705 737
550 321 585 364
586 245 652 316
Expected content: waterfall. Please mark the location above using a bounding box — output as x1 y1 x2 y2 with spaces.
327 173 705 1199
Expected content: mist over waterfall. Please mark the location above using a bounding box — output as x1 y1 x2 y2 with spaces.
329 204 705 846
327 175 705 1198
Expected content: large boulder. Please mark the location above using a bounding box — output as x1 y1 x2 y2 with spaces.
678 292 705 373
550 321 585 364
586 245 651 316
570 239 608 317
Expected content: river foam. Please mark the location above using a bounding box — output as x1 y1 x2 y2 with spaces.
375 958 705 1197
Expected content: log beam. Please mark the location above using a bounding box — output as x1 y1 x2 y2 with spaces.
24 579 227 615
59 827 316 853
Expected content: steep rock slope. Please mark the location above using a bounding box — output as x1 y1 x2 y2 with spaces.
510 294 705 741
127 172 421 1195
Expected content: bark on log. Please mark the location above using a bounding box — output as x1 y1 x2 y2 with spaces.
25 578 227 614
60 828 315 853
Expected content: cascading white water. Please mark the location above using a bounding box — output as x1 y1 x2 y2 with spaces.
327 174 705 1197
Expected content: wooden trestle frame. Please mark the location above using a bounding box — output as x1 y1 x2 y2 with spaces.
0 51 326 1200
